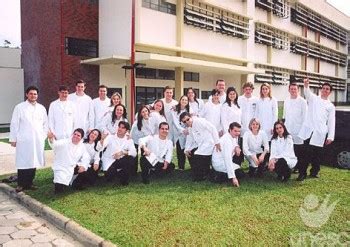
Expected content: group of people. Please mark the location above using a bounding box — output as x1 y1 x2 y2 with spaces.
9 78 335 193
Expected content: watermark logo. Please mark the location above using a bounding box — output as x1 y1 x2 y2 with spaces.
299 194 339 228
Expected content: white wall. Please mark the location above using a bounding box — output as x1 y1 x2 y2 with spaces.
0 48 21 68
319 61 336 77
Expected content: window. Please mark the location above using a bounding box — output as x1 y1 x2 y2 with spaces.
65 37 98 58
201 91 212 100
136 68 175 80
184 72 200 82
142 0 176 15
107 88 123 98
136 87 164 111
347 84 350 103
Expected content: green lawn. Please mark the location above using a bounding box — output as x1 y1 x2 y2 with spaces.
4 163 349 246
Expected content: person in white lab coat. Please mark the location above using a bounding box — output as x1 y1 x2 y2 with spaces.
48 128 90 194
149 99 167 133
101 121 136 185
171 95 190 170
238 82 258 135
180 112 221 181
10 86 48 193
212 122 246 187
139 122 175 184
200 89 223 136
268 121 297 182
90 85 110 130
83 129 103 185
221 87 241 134
160 86 178 143
255 83 278 139
243 118 269 177
48 85 76 140
100 104 128 135
208 79 226 104
68 80 92 134
283 82 307 173
297 79 335 181
186 87 204 116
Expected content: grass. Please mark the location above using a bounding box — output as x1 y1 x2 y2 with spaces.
0 138 51 150
3 162 349 246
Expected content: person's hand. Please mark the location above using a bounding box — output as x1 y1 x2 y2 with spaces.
234 146 241 156
162 162 168 170
215 143 221 152
253 155 260 166
258 154 265 164
113 151 123 160
93 164 99 171
325 139 333 145
47 131 56 141
10 142 16 147
219 130 224 137
143 147 151 156
78 166 86 173
304 78 309 88
184 151 191 158
232 178 240 187
268 159 276 171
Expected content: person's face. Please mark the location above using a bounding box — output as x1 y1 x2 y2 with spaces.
229 127 241 138
216 81 225 93
181 116 193 127
115 106 124 118
320 85 331 98
112 95 121 106
26 90 38 103
187 90 195 100
228 90 237 102
180 96 189 107
164 89 173 100
289 85 299 98
212 93 220 103
261 86 270 97
98 87 107 99
250 121 260 132
159 124 169 138
76 83 85 94
89 130 99 142
154 101 163 112
72 131 83 144
275 124 284 137
141 107 149 119
117 124 127 136
243 87 253 97
58 90 69 101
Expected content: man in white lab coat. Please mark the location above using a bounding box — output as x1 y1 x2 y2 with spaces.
139 122 175 184
238 82 258 135
297 79 335 181
68 80 92 135
90 85 110 130
48 85 76 140
10 86 48 192
208 79 226 104
160 86 178 143
180 112 221 181
283 82 307 173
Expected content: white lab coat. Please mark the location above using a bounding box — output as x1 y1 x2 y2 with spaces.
68 93 92 133
130 116 158 145
255 97 278 139
90 97 110 129
298 88 335 147
212 133 241 179
200 101 222 133
283 96 307 145
100 113 128 135
50 139 90 186
149 111 167 133
189 99 204 116
184 117 219 156
9 101 48 169
220 102 241 133
139 135 173 163
270 135 297 169
243 130 269 167
48 99 76 140
84 141 103 165
101 134 137 171
171 109 188 149
208 93 226 104
238 95 258 135
160 98 178 143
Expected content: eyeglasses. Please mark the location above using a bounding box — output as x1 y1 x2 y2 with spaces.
182 118 190 124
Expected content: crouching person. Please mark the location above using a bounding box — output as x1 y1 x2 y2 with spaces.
83 129 103 185
212 122 245 187
268 121 297 182
101 121 136 185
139 122 174 184
48 128 90 194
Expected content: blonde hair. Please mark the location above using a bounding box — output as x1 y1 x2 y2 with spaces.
249 118 261 131
260 83 272 98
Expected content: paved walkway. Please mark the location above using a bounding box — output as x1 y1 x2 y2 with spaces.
0 190 83 247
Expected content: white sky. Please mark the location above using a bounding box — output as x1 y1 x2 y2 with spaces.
0 0 348 47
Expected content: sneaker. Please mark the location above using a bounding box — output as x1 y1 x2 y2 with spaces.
309 174 319 179
296 175 306 181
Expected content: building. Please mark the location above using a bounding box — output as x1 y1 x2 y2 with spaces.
0 47 24 126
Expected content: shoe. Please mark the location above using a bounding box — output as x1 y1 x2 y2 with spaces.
15 186 24 193
292 169 299 174
309 174 319 179
296 175 306 181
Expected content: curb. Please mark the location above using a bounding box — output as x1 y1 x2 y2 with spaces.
0 183 117 247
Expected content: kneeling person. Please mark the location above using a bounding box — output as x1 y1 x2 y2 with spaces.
139 122 175 184
212 122 245 187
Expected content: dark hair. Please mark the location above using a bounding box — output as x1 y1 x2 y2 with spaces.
75 80 86 86
242 82 254 90
58 85 68 92
99 85 108 89
271 120 289 140
137 105 150 131
159 122 169 129
163 85 174 93
118 121 130 131
322 82 333 92
26 86 39 94
73 128 85 138
175 95 190 114
152 99 165 118
179 111 191 122
211 89 220 96
229 122 241 130
186 87 199 106
84 129 102 151
216 79 225 85
225 87 239 108
288 82 298 89
112 104 127 124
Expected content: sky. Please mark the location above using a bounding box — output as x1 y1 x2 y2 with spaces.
0 0 349 48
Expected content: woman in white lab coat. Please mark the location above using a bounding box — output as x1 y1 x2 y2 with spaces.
100 104 128 135
83 129 103 185
221 87 241 133
200 89 222 136
255 83 278 139
149 99 167 132
268 121 297 182
186 87 204 117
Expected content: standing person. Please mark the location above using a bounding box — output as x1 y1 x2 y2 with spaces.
212 122 246 187
83 129 103 185
48 85 76 140
238 82 258 135
160 86 178 143
171 95 190 170
221 87 241 134
180 112 221 181
208 79 226 104
90 85 110 129
297 79 335 181
268 121 297 182
243 118 269 177
200 89 223 136
255 83 278 139
68 80 92 134
149 99 167 130
283 82 307 173
100 104 128 135
186 87 204 116
10 86 48 193
139 122 175 184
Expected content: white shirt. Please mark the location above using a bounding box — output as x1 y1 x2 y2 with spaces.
189 99 204 116
255 97 278 139
10 101 48 169
171 108 188 149
270 135 297 169
243 130 269 157
130 116 158 145
139 135 173 163
208 93 226 104
238 95 258 135
298 88 335 147
149 111 167 133
212 133 241 179
200 101 222 133
283 96 307 145
84 141 103 165
48 99 76 140
68 93 92 133
90 97 110 129
100 113 128 135
161 98 178 143
220 102 241 133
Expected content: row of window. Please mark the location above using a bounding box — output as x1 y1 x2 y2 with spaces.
136 68 200 82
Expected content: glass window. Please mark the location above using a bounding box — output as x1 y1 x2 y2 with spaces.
184 71 200 82
65 37 98 58
142 0 176 15
201 91 211 100
107 88 123 98
136 86 165 111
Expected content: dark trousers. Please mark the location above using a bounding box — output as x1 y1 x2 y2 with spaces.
54 170 89 194
131 144 139 176
54 183 67 194
293 143 304 171
274 158 292 181
299 138 323 177
86 164 101 185
213 155 245 182
248 153 269 177
17 168 36 189
188 148 212 181
176 141 186 170
105 156 133 185
140 156 175 182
